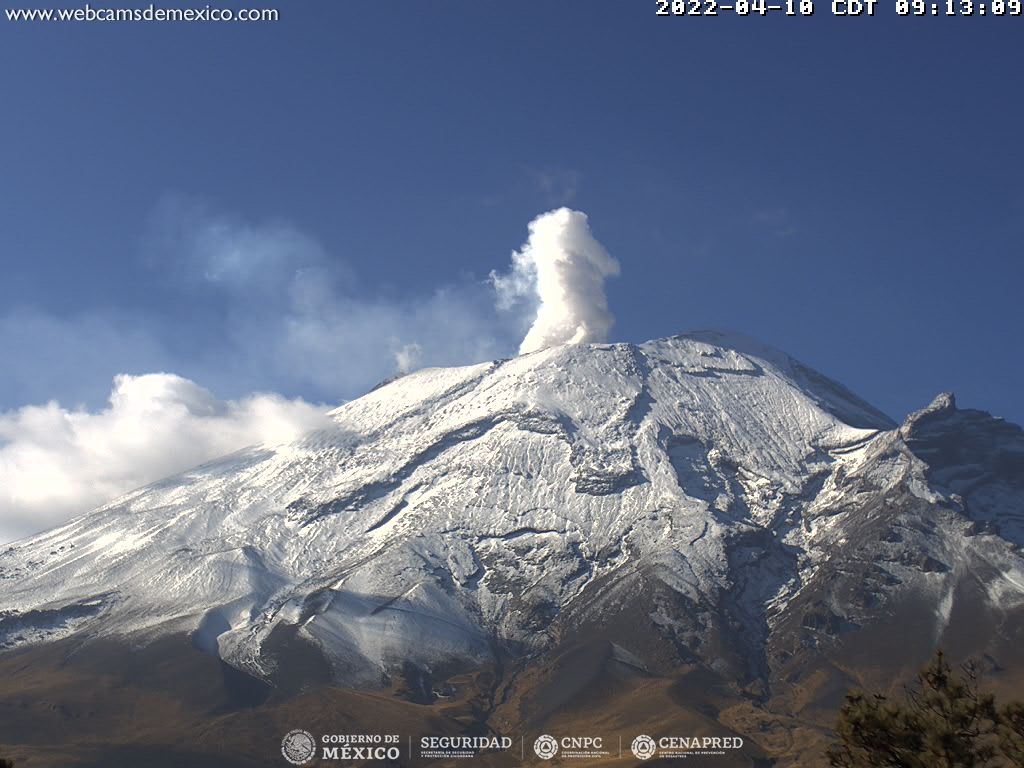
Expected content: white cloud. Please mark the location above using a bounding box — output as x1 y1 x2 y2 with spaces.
148 200 512 400
0 373 329 544
0 204 623 543
492 208 620 355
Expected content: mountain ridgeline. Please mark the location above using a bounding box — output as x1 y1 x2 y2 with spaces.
1 331 1022 767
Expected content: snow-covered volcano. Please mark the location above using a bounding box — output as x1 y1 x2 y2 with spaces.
1 332 1022 699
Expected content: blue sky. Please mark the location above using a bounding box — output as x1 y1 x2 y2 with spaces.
1 6 1022 428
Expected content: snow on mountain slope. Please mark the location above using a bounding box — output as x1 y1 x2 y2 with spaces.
1 332 1020 693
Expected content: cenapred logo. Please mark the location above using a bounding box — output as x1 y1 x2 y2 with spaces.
630 733 744 759
281 729 316 765
631 734 657 760
533 734 559 760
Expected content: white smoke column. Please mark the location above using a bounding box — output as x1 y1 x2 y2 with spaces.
492 208 620 355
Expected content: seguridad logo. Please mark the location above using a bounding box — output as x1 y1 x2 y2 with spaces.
418 735 514 760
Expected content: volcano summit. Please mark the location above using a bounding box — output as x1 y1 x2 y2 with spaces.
1 332 1022 766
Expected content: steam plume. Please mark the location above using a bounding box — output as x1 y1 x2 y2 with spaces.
492 208 620 355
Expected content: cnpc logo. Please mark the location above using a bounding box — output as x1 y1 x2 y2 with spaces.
533 735 559 759
533 734 605 759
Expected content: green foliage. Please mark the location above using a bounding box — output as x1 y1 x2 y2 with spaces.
827 650 1024 768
